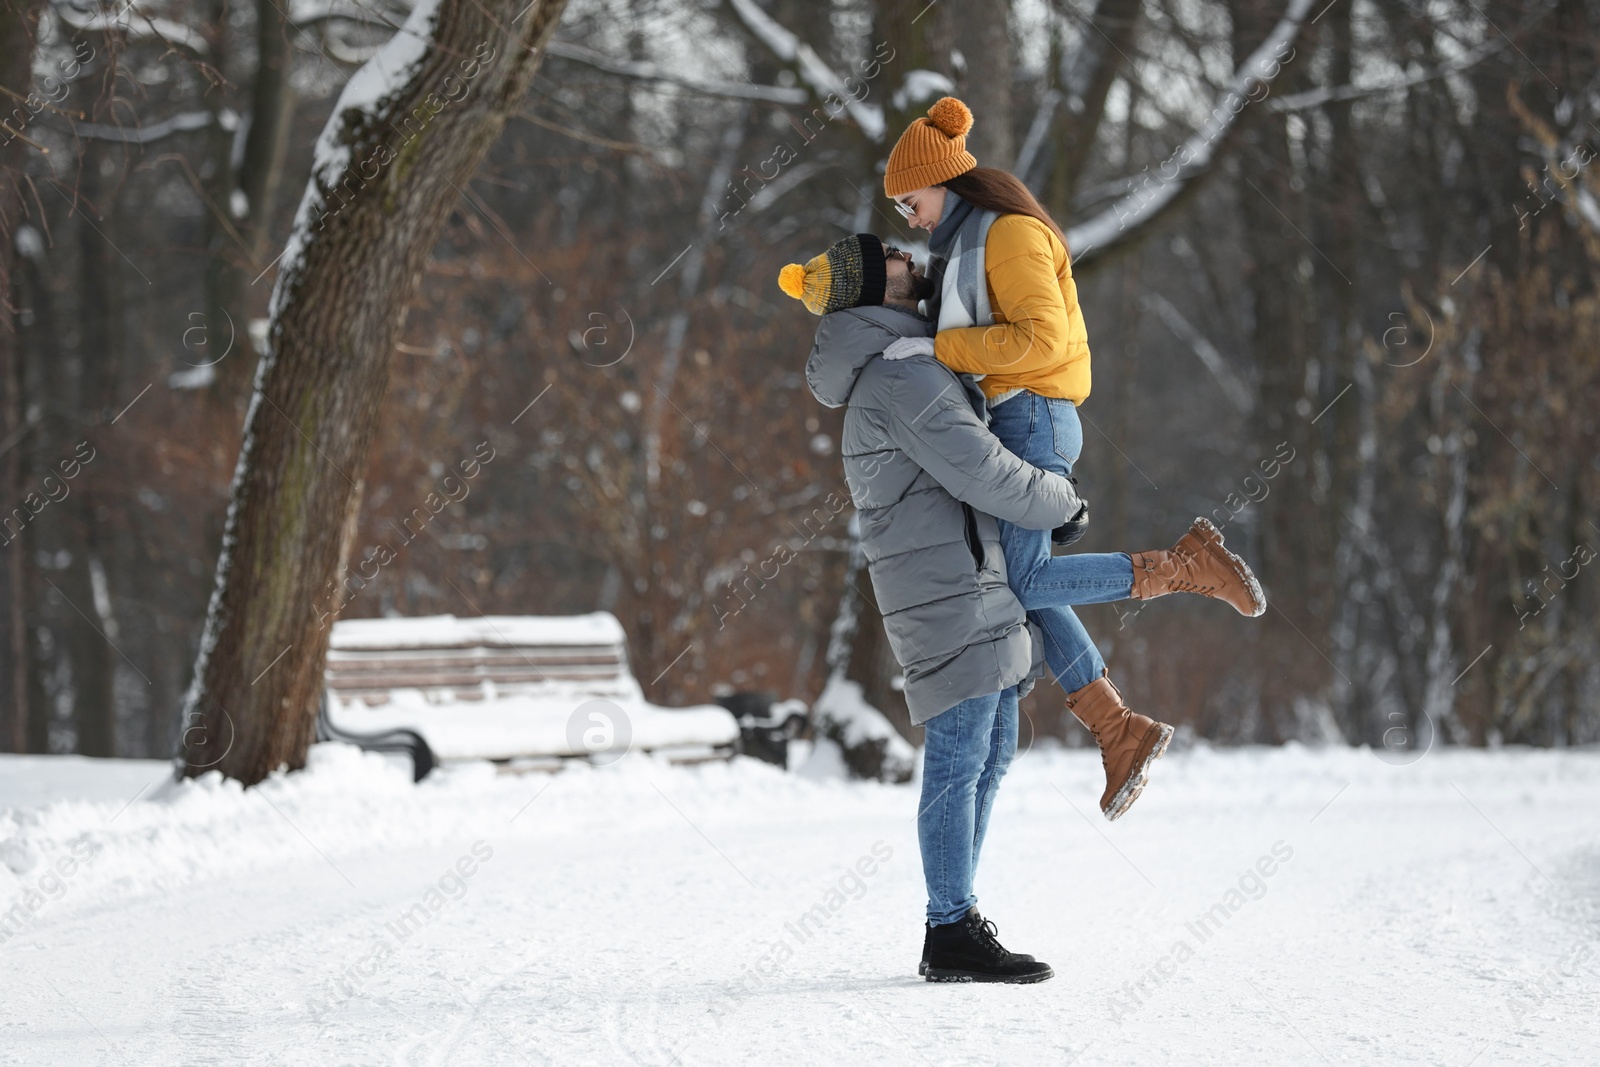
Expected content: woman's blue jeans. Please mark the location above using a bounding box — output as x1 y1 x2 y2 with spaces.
918 687 1018 925
987 392 1134 694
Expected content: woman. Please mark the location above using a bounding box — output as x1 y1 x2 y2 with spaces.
879 97 1267 821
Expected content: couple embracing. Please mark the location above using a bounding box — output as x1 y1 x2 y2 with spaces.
778 97 1266 984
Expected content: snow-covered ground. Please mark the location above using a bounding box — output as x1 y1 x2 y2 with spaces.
2 741 1597 1065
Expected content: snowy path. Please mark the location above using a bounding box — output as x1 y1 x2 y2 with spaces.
2 743 1598 1065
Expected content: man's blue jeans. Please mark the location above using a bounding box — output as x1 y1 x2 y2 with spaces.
987 392 1134 694
918 687 1018 925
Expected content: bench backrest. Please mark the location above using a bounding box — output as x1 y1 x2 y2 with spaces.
326 613 637 705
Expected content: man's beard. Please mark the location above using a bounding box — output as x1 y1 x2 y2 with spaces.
887 269 937 304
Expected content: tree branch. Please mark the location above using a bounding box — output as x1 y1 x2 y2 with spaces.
513 108 661 155
1141 293 1252 412
1065 0 1314 263
1014 88 1060 188
55 108 212 143
1269 37 1508 113
57 4 210 59
724 0 884 141
545 40 808 105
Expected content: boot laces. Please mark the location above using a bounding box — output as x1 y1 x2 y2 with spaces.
1074 680 1126 777
1088 728 1111 776
968 913 1010 961
1170 579 1217 594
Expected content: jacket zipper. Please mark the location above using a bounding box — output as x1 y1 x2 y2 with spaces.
961 504 984 570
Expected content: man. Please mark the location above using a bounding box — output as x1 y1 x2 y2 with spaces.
777 234 1077 983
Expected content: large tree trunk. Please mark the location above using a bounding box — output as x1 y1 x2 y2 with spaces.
11 222 56 754
66 139 123 757
0 0 48 752
181 0 570 785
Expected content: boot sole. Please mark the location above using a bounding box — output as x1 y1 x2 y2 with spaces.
922 954 1033 975
925 965 1055 984
1188 517 1267 617
1103 722 1174 822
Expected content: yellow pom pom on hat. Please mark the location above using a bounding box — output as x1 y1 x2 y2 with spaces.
778 263 809 300
776 234 886 316
883 96 977 198
778 252 834 315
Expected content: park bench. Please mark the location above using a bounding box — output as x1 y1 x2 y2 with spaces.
319 613 739 778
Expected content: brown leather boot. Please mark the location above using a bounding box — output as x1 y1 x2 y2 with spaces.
1066 671 1173 821
1129 517 1267 617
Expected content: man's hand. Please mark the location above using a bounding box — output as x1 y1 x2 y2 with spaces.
882 336 935 361
1052 493 1089 547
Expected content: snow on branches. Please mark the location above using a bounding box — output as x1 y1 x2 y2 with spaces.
1065 0 1315 260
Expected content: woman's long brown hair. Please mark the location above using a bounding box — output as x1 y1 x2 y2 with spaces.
939 167 1067 247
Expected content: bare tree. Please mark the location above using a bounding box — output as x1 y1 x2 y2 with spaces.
0 0 48 752
181 0 569 785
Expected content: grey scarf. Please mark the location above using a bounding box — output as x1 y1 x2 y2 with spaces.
925 193 998 332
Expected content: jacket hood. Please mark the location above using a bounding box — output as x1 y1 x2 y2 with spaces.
805 305 936 408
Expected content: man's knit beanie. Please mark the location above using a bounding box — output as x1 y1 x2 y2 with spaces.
883 97 977 198
777 233 886 316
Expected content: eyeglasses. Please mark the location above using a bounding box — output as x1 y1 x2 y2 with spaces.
893 199 916 219
884 246 912 262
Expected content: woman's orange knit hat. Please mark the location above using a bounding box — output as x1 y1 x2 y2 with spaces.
883 97 977 198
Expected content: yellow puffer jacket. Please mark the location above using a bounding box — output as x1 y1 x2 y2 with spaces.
931 213 1091 404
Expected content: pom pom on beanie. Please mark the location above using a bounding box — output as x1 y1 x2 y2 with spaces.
776 234 887 316
883 96 979 198
925 96 973 138
778 263 808 300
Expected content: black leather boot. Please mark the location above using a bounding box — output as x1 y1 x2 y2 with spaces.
924 908 1053 984
921 917 1035 976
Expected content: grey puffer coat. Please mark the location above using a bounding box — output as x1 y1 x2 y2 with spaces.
806 305 1082 724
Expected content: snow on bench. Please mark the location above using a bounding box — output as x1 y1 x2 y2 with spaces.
323 614 738 765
